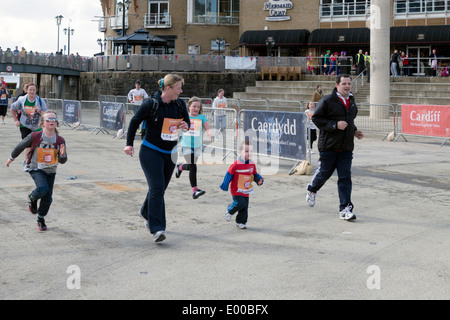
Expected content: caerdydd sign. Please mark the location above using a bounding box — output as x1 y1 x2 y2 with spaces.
264 0 294 21
242 110 307 161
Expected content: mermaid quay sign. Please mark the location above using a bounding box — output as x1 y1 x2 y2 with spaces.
264 0 294 21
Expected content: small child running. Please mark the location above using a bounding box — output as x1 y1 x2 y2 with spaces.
220 139 264 229
6 111 68 231
176 96 211 199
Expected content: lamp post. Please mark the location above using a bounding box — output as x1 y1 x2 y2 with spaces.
265 36 275 57
97 38 104 54
64 26 75 56
55 15 64 52
118 0 131 54
216 36 224 56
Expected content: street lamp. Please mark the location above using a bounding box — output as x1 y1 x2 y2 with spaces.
118 0 131 54
216 36 224 56
64 26 75 56
97 38 104 54
265 36 275 57
55 15 64 52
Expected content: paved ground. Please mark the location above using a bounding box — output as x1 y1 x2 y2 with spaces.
0 120 449 302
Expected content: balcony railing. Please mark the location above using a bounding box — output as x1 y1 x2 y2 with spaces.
109 15 129 30
144 13 172 28
98 18 106 32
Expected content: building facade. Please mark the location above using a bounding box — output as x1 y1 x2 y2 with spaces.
99 0 450 75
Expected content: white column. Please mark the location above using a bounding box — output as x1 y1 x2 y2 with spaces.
369 0 391 119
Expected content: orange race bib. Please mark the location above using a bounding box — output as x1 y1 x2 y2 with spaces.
161 118 183 141
237 174 254 194
218 102 226 109
185 119 202 137
36 148 58 169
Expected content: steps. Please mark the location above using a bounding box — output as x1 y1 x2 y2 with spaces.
232 74 450 106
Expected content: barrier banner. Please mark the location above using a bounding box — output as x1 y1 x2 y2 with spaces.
401 104 450 137
100 102 125 130
225 57 256 70
243 110 307 160
62 100 81 124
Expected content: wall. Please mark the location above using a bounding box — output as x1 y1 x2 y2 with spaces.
79 71 257 101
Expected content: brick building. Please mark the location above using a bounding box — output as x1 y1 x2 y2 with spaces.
99 0 450 75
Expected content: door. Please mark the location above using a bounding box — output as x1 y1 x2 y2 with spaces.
407 46 431 76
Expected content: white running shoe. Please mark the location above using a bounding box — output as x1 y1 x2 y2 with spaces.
225 212 232 222
339 206 356 221
153 230 166 242
236 223 247 229
306 191 316 207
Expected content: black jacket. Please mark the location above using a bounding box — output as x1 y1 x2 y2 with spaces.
312 88 358 152
126 90 190 151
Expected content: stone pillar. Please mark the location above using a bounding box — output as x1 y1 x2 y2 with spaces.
369 0 391 119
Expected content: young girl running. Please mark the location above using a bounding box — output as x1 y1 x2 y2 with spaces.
176 96 211 199
6 111 68 231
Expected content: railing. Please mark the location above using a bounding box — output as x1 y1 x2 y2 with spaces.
109 15 129 30
0 51 91 72
144 13 172 28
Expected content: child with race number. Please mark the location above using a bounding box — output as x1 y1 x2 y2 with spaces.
220 139 264 229
6 111 68 231
176 96 212 199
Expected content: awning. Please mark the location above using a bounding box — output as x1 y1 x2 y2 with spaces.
391 25 450 44
114 29 168 45
307 25 450 46
239 29 310 46
308 28 370 46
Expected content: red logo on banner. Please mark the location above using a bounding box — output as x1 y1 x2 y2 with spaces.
401 104 450 137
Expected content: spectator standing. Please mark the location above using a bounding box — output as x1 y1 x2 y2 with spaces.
390 50 400 77
355 50 366 75
312 85 323 103
212 88 227 140
400 52 410 76
365 51 370 82
0 83 11 124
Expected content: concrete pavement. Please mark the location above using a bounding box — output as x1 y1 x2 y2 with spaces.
0 120 449 301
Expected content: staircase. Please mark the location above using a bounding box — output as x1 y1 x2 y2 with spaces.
232 75 450 106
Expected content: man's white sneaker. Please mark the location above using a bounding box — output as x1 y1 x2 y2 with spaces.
236 223 247 229
339 207 356 221
306 191 316 207
225 212 232 222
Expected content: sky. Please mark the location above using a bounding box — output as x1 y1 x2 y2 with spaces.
0 0 104 57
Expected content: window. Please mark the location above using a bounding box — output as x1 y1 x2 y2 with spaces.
320 0 370 18
148 0 169 25
394 0 449 14
192 0 239 24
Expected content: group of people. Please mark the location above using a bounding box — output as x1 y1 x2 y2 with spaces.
4 73 364 245
125 73 363 242
310 49 371 79
390 49 411 77
124 74 264 242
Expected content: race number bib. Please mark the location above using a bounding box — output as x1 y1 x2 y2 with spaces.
161 118 183 141
185 119 202 137
218 102 226 109
37 148 58 169
237 174 254 194
24 106 38 118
